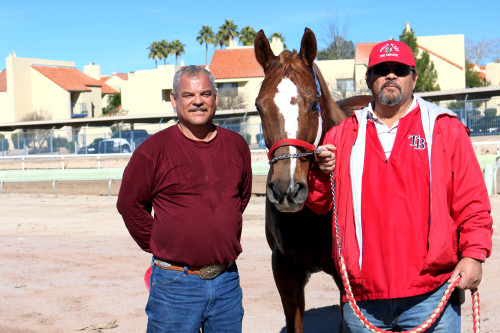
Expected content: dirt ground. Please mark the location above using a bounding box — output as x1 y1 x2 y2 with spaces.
0 175 499 332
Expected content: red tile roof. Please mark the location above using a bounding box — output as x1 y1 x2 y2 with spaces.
209 48 264 79
102 73 129 82
0 69 6 92
355 42 378 65
116 73 129 80
32 65 116 94
101 82 118 94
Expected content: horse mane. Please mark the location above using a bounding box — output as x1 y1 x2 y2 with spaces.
311 63 351 129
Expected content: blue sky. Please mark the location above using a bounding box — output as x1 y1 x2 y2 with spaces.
1 0 498 75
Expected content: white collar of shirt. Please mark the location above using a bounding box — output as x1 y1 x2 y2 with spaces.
368 97 419 159
367 96 419 131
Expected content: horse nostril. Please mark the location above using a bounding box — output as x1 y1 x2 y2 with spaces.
267 182 281 203
290 182 308 203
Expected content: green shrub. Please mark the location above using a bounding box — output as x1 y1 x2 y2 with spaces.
0 134 9 151
11 132 24 149
46 136 69 149
484 108 497 117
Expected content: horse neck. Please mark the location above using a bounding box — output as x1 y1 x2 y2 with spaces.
313 63 348 131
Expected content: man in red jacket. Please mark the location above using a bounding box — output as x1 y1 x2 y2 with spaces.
307 40 492 332
117 65 252 332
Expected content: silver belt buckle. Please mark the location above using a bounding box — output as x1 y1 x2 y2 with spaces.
199 264 224 280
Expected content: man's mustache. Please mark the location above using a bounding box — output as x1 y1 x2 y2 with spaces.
188 107 209 112
381 81 402 91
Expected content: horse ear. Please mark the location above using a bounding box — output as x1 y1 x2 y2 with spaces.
299 27 317 66
254 29 275 70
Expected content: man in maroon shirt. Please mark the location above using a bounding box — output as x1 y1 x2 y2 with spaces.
117 65 252 333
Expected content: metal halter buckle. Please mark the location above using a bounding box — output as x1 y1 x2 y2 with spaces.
199 264 224 280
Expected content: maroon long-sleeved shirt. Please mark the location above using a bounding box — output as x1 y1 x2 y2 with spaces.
117 125 252 267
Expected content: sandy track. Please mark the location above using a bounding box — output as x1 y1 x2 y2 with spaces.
0 184 498 332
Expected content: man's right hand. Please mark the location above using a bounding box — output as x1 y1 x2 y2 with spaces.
316 144 337 174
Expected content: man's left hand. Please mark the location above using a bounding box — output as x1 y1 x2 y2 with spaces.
448 257 482 290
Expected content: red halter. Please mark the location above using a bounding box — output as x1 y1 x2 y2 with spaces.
267 138 318 160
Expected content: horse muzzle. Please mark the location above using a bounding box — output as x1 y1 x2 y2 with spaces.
266 178 308 213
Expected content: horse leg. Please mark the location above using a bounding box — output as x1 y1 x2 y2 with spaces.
330 269 345 333
272 249 308 333
339 296 345 333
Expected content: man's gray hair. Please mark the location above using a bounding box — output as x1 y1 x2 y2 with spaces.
172 65 217 98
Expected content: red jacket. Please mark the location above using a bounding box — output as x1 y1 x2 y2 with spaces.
306 97 493 301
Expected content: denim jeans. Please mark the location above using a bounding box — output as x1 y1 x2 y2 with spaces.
343 282 461 332
146 261 243 333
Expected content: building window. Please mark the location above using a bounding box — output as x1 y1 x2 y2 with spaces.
217 83 238 97
162 89 172 102
337 79 355 93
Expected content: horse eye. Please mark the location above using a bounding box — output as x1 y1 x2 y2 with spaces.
311 101 319 112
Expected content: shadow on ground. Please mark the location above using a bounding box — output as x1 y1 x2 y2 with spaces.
279 305 342 333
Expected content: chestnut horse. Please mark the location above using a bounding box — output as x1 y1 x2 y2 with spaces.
254 28 371 332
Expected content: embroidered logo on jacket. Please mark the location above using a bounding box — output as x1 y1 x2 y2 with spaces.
408 135 426 150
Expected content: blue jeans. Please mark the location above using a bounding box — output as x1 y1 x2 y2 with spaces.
343 282 461 332
146 261 243 333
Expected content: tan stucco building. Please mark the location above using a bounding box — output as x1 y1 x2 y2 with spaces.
120 65 177 116
0 53 117 124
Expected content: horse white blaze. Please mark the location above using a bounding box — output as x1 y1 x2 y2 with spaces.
274 78 299 191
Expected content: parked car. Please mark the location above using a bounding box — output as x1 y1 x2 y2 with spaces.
98 138 131 153
111 130 150 150
469 116 500 136
78 138 103 154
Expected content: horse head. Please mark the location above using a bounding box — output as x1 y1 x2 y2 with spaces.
255 28 345 213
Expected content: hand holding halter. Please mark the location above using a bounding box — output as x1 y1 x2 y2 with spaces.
315 144 336 174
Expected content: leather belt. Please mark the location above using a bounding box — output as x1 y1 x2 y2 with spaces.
153 259 234 280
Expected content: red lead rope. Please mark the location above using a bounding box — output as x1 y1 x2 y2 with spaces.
329 172 481 333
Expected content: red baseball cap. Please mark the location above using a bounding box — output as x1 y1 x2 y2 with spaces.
368 40 415 69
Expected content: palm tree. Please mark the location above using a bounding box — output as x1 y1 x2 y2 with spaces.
269 32 287 49
147 41 161 68
196 25 214 64
159 39 172 65
239 26 256 46
218 19 239 47
170 39 186 66
213 30 225 49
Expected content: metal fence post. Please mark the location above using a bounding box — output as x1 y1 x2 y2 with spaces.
50 127 54 155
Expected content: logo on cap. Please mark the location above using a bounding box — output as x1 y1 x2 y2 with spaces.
385 46 393 53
